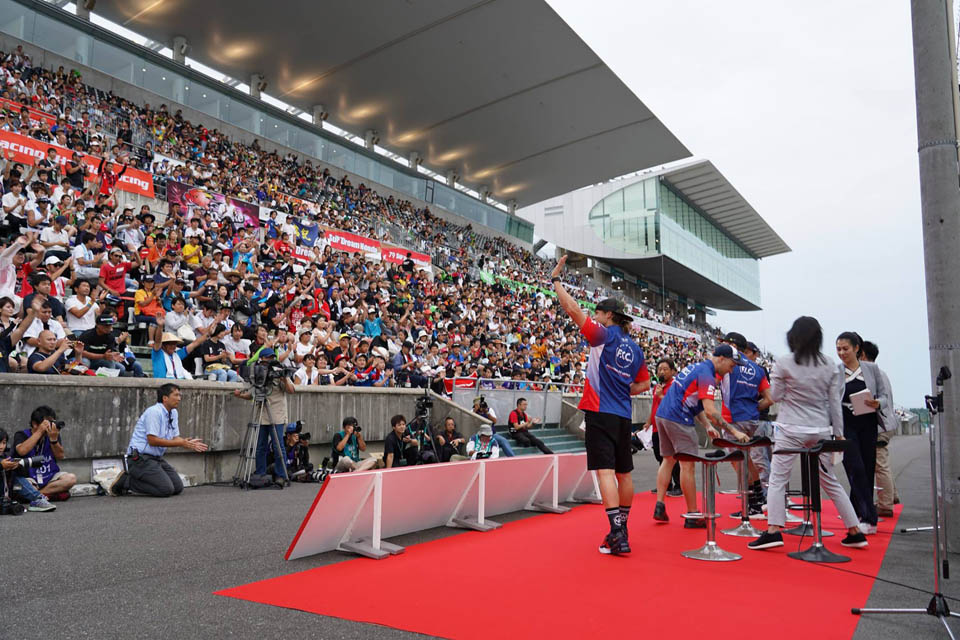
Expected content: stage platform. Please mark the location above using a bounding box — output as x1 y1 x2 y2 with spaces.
3 435 951 640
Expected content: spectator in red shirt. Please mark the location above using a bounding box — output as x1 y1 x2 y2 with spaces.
98 247 140 295
97 157 127 197
634 359 680 495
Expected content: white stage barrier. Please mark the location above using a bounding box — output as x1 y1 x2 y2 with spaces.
284 453 600 560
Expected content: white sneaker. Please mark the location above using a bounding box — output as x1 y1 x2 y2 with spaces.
858 522 877 535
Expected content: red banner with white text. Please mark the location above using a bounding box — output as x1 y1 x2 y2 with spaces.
0 130 155 197
322 228 381 255
381 246 431 268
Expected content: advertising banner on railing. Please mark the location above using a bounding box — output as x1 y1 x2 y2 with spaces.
0 98 58 129
323 228 381 255
381 246 431 268
165 180 258 228
0 130 155 197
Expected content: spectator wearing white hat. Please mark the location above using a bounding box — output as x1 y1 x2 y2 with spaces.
150 316 209 379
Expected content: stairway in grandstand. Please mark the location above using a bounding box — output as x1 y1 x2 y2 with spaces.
506 427 585 456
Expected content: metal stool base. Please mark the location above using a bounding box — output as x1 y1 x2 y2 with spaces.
784 522 834 537
682 541 742 562
722 520 763 537
787 543 850 563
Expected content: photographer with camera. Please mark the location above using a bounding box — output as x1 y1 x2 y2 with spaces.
330 416 380 472
109 383 209 497
467 425 501 460
233 348 296 481
13 406 77 502
270 423 325 483
0 428 56 512
436 416 469 462
472 396 516 457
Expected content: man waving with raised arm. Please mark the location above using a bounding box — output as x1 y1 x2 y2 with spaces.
551 255 650 556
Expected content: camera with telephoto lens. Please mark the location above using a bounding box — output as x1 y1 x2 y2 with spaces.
13 456 43 470
476 396 489 413
54 420 65 431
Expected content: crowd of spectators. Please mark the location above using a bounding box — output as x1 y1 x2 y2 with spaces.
0 46 731 392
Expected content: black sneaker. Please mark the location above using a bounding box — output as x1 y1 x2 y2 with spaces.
653 501 669 522
598 529 631 555
666 487 683 498
107 471 127 497
683 518 706 529
841 531 869 548
747 531 784 550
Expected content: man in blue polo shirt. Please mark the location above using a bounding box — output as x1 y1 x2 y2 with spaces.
653 345 749 526
109 383 209 497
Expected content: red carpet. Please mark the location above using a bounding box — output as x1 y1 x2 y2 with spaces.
216 493 901 639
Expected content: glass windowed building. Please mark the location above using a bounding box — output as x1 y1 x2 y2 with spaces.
519 160 790 311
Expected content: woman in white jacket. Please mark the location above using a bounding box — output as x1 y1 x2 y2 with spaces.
748 316 868 551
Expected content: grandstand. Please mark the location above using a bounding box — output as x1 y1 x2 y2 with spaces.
0 3 941 640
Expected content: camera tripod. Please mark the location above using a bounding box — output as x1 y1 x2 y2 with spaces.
852 367 958 638
233 384 290 489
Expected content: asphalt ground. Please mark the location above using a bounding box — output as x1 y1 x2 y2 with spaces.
0 435 946 640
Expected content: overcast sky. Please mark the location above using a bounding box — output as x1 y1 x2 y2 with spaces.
548 0 929 406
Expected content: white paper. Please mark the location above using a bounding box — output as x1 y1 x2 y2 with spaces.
849 388 876 416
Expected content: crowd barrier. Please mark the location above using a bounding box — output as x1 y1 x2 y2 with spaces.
284 453 600 560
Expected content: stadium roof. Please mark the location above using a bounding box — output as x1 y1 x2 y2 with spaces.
658 160 790 258
91 0 691 206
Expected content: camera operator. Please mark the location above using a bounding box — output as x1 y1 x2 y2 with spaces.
109 383 209 497
0 427 56 512
330 416 380 472
13 406 77 501
467 425 500 460
436 416 469 462
472 396 516 457
232 347 296 481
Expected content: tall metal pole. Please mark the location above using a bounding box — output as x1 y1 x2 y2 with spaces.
912 0 960 552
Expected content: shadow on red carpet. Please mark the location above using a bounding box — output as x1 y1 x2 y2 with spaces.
215 492 901 639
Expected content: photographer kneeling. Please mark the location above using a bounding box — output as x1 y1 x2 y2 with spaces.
110 383 209 497
331 417 380 473
1 428 56 512
233 348 296 483
276 423 326 482
13 406 77 502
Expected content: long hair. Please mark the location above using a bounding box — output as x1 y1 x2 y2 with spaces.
787 316 827 366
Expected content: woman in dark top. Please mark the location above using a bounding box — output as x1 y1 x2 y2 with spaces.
836 331 883 534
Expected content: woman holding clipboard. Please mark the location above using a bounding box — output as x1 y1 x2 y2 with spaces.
836 331 893 535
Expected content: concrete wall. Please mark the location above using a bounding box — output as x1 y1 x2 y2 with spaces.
0 375 488 484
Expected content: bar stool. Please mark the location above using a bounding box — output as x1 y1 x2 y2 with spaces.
675 449 744 561
712 436 771 537
773 439 850 563
783 445 834 538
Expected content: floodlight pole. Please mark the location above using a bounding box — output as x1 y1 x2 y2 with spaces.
912 0 960 553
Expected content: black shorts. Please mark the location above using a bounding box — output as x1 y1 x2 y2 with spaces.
584 410 633 474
